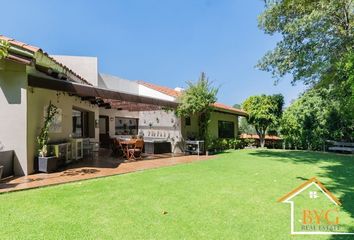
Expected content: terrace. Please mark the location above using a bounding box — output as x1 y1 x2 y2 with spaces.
0 36 244 193
0 149 213 193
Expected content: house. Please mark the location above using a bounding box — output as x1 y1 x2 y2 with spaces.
136 81 247 140
0 35 246 176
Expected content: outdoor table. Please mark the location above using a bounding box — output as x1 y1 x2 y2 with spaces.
119 139 137 160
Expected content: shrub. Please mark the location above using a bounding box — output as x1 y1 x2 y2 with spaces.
207 138 244 152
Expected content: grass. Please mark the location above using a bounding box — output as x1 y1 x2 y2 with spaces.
0 149 353 240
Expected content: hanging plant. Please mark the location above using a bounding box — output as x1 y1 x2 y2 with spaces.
37 101 59 157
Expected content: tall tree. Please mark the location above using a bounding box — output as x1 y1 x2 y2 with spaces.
242 94 284 147
258 0 354 85
233 103 241 109
176 72 218 143
281 85 354 150
259 0 354 151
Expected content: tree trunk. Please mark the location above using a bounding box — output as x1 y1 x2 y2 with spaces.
255 127 266 148
260 136 265 148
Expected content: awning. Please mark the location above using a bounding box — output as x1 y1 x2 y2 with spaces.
28 75 178 108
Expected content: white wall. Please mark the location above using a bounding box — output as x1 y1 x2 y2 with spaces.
48 57 177 103
52 55 98 86
138 110 183 153
138 85 176 102
99 108 139 137
99 73 176 102
98 74 140 95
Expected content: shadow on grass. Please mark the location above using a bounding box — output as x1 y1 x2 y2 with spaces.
249 150 354 239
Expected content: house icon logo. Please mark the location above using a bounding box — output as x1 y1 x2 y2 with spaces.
278 177 354 235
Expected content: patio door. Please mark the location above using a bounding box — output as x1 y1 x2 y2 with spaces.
99 116 110 148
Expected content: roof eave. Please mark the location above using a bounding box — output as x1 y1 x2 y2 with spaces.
212 107 248 117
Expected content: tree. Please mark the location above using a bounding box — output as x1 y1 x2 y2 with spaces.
239 117 256 134
280 86 354 150
233 103 241 109
242 94 284 147
176 72 218 144
258 0 354 85
0 40 10 59
258 0 354 151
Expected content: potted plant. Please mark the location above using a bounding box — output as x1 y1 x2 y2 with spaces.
37 102 59 173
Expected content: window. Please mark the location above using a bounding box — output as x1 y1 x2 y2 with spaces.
72 109 91 138
185 117 191 126
218 121 235 138
115 117 138 135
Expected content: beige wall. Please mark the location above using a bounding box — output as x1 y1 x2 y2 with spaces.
181 111 239 140
181 114 200 139
0 60 28 176
209 111 239 139
27 87 99 174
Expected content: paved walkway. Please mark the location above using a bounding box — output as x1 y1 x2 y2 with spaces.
0 153 213 194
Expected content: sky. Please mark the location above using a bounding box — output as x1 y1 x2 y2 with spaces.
1 0 306 106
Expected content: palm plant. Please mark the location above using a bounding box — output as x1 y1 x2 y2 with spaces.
176 72 218 145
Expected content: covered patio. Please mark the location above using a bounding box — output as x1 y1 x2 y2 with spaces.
25 74 184 171
0 150 213 193
0 74 204 193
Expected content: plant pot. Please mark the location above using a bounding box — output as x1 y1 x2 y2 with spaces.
38 156 58 173
0 165 3 180
33 157 39 172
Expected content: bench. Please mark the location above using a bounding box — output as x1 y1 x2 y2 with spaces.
327 141 354 153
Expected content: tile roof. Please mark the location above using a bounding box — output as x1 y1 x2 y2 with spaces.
138 80 247 116
211 102 248 116
0 35 40 53
0 35 91 85
239 134 282 140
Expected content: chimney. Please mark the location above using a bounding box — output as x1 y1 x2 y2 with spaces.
174 87 184 92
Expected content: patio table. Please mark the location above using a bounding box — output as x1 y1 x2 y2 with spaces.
119 139 137 160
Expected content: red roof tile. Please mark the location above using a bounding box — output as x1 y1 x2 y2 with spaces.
0 35 90 85
211 102 248 116
0 35 40 53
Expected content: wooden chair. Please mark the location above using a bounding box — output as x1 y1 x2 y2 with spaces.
127 139 144 161
111 138 124 157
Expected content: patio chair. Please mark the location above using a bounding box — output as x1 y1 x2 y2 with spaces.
127 139 144 161
83 139 92 158
111 138 123 157
83 139 100 160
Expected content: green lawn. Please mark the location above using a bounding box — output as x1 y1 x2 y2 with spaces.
0 150 353 240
